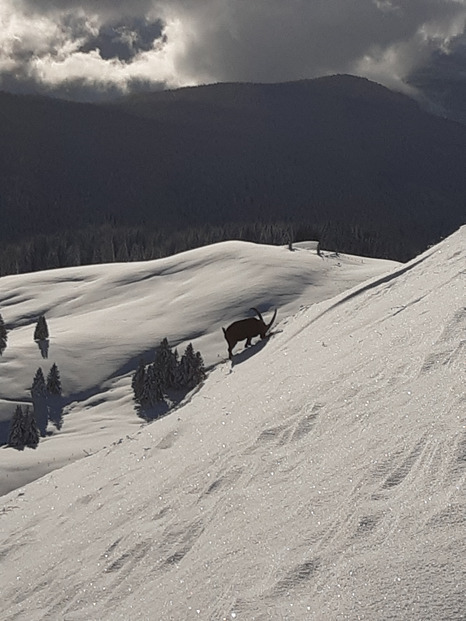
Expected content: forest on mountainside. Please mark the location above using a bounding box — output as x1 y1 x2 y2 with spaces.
1 75 465 274
0 219 433 276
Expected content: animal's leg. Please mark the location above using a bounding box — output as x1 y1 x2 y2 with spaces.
245 337 252 347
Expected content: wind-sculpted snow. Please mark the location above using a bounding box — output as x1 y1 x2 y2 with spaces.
1 230 465 620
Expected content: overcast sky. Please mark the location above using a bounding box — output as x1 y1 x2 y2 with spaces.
1 0 465 100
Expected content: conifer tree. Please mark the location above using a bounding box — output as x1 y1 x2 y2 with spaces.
141 363 164 407
179 343 206 389
34 315 49 341
8 405 27 450
194 351 206 385
0 313 7 355
31 367 47 399
8 405 40 449
131 359 146 403
31 367 49 435
46 364 64 430
179 343 195 387
167 347 181 389
46 363 62 396
23 406 40 448
154 338 178 389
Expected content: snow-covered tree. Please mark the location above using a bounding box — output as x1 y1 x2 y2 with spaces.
34 315 49 341
131 359 146 404
0 313 7 355
46 363 62 396
8 405 27 450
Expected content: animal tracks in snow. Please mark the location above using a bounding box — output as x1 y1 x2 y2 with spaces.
246 402 324 453
105 540 151 574
381 436 428 490
201 467 244 499
420 308 466 374
270 558 322 598
160 520 205 569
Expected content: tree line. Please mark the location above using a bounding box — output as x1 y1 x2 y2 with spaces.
0 218 428 278
1 76 464 278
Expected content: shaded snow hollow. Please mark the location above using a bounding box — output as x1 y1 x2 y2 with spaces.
1 231 465 620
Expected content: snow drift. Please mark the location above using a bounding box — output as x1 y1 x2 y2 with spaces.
0 229 465 620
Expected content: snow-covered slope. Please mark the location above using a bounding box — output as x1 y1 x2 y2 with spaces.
1 229 465 620
0 241 397 494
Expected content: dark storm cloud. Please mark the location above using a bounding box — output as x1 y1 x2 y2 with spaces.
16 0 157 18
167 0 466 88
1 0 466 100
427 34 466 76
79 18 163 62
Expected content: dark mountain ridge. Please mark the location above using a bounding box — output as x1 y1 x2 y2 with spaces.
0 74 465 272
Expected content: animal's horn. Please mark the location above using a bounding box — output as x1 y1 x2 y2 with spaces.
250 307 265 323
266 309 277 333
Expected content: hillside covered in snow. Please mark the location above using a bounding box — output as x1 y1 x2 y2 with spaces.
1 229 465 620
0 240 396 495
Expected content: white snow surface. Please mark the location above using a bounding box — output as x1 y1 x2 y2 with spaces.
0 232 465 620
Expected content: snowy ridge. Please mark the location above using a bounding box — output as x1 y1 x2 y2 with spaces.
1 229 465 620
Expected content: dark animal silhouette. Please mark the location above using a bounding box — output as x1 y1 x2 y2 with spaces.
222 307 277 359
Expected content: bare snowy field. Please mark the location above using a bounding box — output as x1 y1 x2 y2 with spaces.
0 231 465 620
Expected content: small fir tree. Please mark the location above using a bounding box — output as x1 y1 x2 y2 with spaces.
154 338 179 389
8 405 27 450
141 363 164 407
34 315 49 341
0 313 7 355
131 359 146 403
23 406 40 448
194 351 206 385
46 363 62 396
179 343 196 387
179 343 206 389
31 367 47 399
167 347 181 389
31 367 48 435
46 365 64 430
